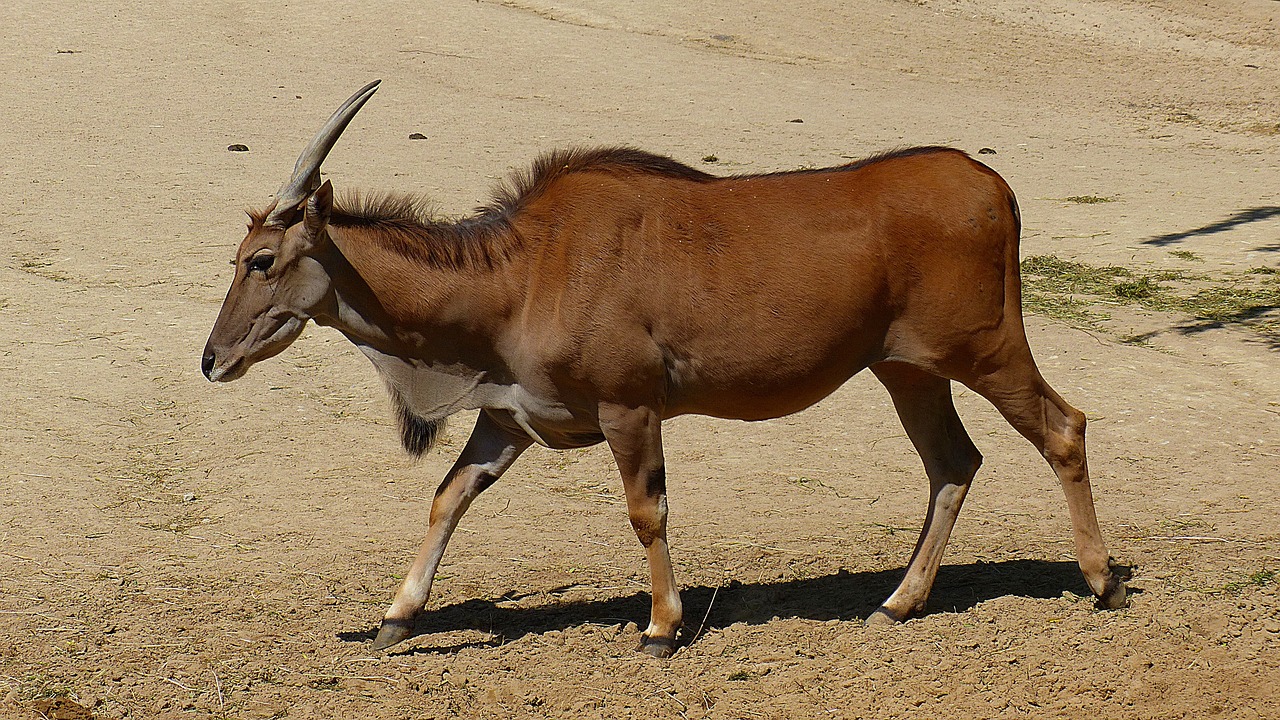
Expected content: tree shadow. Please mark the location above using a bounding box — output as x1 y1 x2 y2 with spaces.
1171 311 1280 351
1131 208 1280 349
338 559 1125 654
1142 206 1280 248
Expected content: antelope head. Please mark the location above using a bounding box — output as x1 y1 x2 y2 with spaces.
202 81 379 382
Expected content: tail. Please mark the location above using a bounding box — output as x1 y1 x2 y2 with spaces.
1002 185 1029 337
965 152 1027 338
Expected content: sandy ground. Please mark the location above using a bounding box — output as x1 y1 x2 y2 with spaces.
2 0 1278 718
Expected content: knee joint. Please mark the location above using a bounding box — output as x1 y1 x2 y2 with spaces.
629 496 668 547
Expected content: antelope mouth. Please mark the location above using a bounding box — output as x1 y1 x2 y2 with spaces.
203 352 246 383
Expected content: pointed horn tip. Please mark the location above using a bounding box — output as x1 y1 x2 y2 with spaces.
267 80 382 225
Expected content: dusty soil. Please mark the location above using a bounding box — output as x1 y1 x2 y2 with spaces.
2 1 1278 718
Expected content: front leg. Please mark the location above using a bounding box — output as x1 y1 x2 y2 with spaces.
372 410 532 651
598 403 682 658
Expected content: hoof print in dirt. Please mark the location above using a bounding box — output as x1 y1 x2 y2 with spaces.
27 697 94 720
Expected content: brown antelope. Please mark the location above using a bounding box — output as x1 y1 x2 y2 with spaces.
202 80 1127 657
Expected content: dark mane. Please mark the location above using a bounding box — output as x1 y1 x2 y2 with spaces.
490 146 716 216
322 147 715 270
329 191 516 270
286 145 964 270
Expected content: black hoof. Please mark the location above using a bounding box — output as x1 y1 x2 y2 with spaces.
1097 575 1129 610
864 606 904 627
638 636 675 658
371 618 415 651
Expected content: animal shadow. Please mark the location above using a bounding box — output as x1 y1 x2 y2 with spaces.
337 558 1112 654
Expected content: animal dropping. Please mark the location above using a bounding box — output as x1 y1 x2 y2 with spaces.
202 80 1128 658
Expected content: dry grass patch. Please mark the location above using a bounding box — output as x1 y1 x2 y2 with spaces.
1020 254 1280 343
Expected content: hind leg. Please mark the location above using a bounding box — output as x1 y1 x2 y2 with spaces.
867 362 985 625
964 356 1127 609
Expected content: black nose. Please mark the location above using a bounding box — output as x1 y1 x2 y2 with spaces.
201 349 216 380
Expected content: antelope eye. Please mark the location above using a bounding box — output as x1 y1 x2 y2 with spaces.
247 253 275 275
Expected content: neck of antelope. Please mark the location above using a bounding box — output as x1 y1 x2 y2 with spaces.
312 226 523 381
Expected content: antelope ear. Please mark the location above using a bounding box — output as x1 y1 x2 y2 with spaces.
303 180 333 239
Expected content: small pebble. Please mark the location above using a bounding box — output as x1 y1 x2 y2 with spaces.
227 144 249 152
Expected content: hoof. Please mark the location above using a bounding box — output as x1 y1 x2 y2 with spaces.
1097 575 1129 610
371 618 415 651
864 606 904 628
638 636 676 659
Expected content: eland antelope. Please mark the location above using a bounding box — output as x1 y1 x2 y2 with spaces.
202 81 1127 657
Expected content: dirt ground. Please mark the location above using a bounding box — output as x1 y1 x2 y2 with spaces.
2 1 1278 718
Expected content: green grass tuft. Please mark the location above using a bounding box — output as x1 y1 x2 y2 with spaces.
1019 255 1131 294
1181 283 1280 322
1112 277 1162 301
1222 568 1275 594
